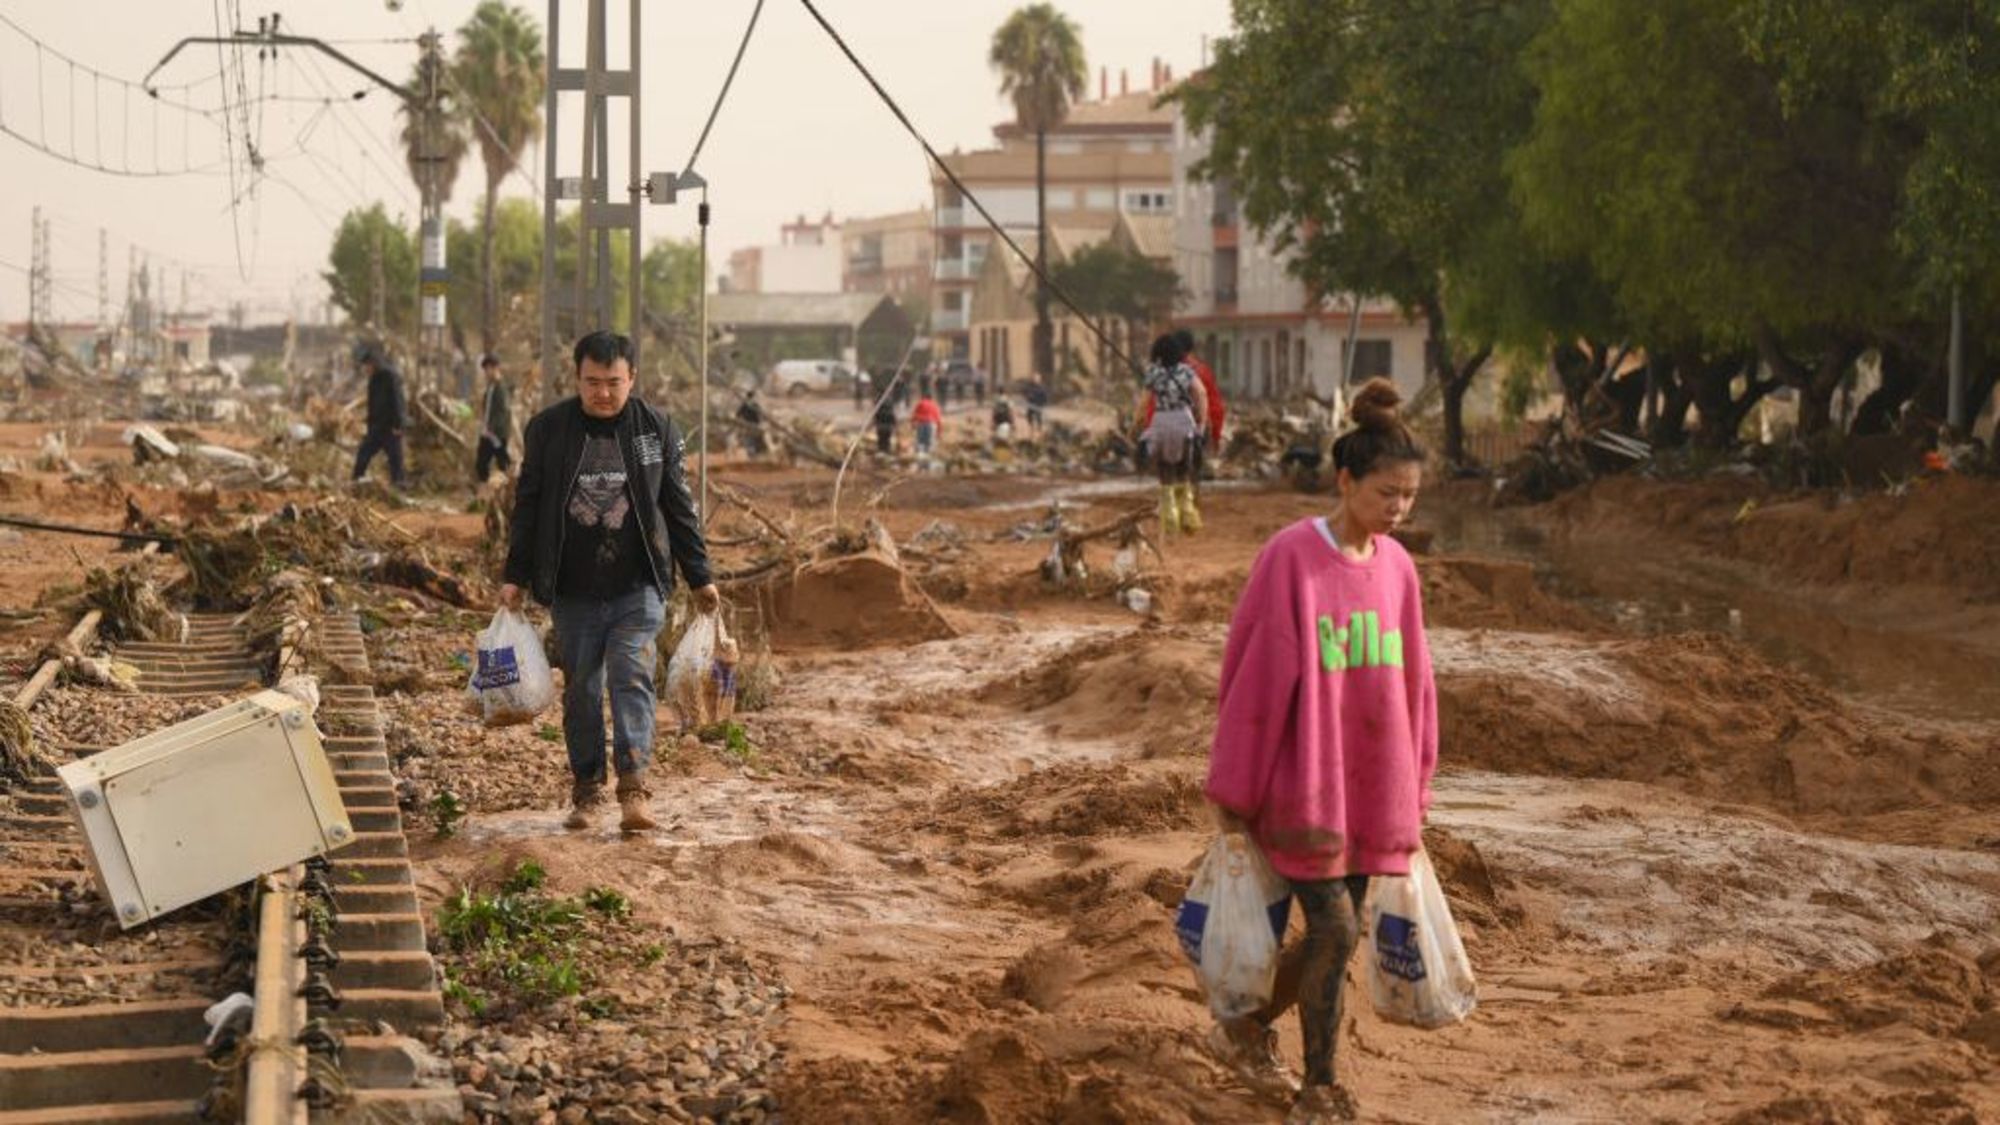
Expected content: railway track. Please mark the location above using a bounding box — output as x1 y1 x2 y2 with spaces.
0 612 460 1123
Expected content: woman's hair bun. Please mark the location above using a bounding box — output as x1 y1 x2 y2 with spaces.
1348 377 1402 433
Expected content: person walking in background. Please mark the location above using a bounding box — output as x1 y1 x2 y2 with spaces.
991 396 1015 441
351 341 407 488
475 353 513 483
1134 334 1209 537
912 391 944 457
1203 379 1438 1124
1024 377 1049 438
1175 329 1227 496
873 392 900 456
500 330 720 836
736 390 768 459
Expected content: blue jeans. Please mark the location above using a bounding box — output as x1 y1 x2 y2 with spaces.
550 585 666 784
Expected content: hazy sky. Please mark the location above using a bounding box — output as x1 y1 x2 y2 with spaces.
0 0 1230 327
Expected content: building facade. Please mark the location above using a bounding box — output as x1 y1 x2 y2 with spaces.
1169 105 1431 404
931 68 1180 360
841 208 932 299
723 213 843 295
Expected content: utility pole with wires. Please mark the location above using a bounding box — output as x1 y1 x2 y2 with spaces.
413 28 450 395
370 226 386 332
541 0 654 403
26 207 48 333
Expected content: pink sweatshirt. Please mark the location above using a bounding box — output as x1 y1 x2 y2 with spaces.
1206 518 1438 881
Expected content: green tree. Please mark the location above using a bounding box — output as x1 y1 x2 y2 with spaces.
445 198 541 341
324 205 419 336
399 36 469 208
990 4 1087 383
454 1 546 352
1050 242 1181 383
1175 0 1558 465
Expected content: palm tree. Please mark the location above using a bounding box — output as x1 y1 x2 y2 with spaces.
453 1 546 351
990 4 1087 384
397 35 468 211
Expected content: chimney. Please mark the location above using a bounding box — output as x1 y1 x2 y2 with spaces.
1100 66 1108 102
1120 68 1128 96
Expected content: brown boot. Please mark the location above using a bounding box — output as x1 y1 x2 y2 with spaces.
616 772 658 834
563 780 604 831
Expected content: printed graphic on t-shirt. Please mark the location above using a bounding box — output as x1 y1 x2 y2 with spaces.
568 435 632 567
1317 609 1404 672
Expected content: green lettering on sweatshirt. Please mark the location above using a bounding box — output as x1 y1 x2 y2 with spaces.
1317 611 1403 672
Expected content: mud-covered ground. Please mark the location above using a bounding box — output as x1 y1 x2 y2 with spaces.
2 418 1996 1123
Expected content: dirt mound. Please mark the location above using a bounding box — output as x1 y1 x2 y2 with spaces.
981 628 1218 759
1543 475 2000 602
1420 556 1599 632
928 763 1207 842
761 550 957 650
1438 629 2000 818
1763 943 1995 1035
928 1029 1072 1123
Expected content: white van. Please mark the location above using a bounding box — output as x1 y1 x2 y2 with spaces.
768 359 853 397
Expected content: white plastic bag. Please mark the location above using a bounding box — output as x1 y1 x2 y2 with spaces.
666 611 738 731
467 607 556 727
1367 850 1478 1028
1174 834 1292 1019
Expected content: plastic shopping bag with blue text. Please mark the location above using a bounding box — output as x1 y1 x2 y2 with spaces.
1368 849 1477 1028
1174 834 1292 1019
467 607 556 727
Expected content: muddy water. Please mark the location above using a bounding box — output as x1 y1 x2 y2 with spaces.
1422 500 2000 724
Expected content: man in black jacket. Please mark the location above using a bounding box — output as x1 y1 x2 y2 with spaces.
500 330 720 834
350 342 407 487
475 353 513 482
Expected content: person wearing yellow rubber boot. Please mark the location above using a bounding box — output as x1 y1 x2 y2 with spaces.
1134 333 1210 540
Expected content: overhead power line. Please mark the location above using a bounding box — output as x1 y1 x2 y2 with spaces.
683 0 766 174
792 0 1144 378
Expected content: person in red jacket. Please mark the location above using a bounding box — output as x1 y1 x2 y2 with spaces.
1175 329 1226 495
1141 330 1229 479
911 393 944 457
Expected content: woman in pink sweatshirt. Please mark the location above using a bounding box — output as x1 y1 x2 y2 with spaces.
1203 378 1438 1124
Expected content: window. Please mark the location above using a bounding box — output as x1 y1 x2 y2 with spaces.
1346 339 1392 382
1123 190 1171 215
942 234 964 259
1296 338 1308 389
943 290 964 312
967 241 989 265
1276 330 1291 389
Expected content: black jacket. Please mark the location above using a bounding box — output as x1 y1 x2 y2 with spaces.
504 396 712 605
365 364 407 434
481 381 511 443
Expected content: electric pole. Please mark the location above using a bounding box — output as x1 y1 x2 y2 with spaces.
414 29 450 394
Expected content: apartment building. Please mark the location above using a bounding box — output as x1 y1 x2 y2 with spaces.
841 208 932 298
931 64 1180 360
1169 103 1430 403
723 213 843 295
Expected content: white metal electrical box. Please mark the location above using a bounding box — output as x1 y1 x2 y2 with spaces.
57 689 354 928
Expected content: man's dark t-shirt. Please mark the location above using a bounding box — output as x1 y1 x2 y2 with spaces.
558 407 648 598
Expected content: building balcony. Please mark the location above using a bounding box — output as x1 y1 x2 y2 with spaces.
934 258 973 281
936 206 967 229
932 307 968 332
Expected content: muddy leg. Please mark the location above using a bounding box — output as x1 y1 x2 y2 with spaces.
1295 876 1369 1087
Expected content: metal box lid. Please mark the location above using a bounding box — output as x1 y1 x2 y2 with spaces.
57 689 354 928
